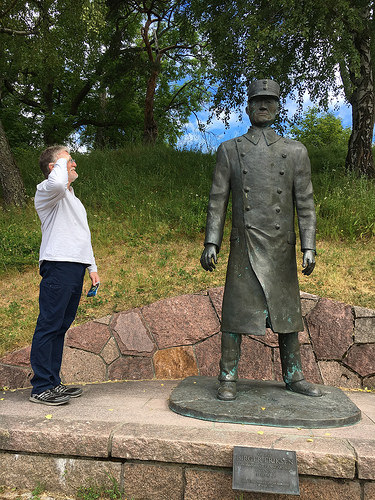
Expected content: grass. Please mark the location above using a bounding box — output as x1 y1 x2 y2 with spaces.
0 145 374 357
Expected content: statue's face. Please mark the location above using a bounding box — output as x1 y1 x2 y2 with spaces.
246 96 279 127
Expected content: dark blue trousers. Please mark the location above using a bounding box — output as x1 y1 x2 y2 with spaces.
30 261 86 394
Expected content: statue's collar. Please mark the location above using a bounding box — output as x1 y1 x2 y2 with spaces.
243 126 282 146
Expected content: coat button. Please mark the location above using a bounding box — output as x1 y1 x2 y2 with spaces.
275 224 280 230
244 187 250 193
241 153 245 157
279 170 285 175
246 223 251 229
277 188 282 194
243 169 248 174
275 207 281 213
245 206 250 211
237 138 242 142
282 153 287 158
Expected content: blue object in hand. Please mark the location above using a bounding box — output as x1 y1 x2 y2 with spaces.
87 283 100 297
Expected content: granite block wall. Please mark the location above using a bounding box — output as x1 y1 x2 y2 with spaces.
1 288 374 390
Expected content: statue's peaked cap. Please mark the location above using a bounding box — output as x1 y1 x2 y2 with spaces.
247 79 280 100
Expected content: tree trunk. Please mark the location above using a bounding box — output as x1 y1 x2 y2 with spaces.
0 119 26 206
345 12 375 178
143 69 159 145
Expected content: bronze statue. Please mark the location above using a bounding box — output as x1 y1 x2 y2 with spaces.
200 79 322 401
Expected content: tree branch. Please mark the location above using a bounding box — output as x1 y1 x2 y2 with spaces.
163 80 194 111
4 80 43 110
0 26 37 36
0 0 19 18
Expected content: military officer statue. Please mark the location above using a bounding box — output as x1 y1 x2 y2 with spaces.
200 79 322 401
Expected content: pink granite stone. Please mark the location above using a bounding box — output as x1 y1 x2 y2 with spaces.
94 315 112 325
0 415 112 457
123 463 183 500
300 344 323 384
300 296 319 317
249 328 279 347
365 483 375 499
347 438 375 479
65 322 111 354
208 287 224 320
344 344 375 377
273 348 283 381
153 346 198 379
353 306 375 318
363 375 375 390
0 346 31 367
306 298 354 360
194 333 221 377
61 347 107 383
354 317 375 343
0 364 30 389
112 310 156 357
184 470 361 500
100 337 120 365
141 294 221 349
300 291 320 300
318 361 361 389
238 337 273 380
274 435 356 478
299 321 311 344
108 356 154 380
0 453 122 494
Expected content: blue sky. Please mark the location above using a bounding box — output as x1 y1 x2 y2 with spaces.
177 95 353 152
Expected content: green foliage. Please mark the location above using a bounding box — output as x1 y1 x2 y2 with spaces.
190 0 369 111
289 107 351 149
288 107 351 173
1 145 373 275
31 482 46 500
190 0 375 178
0 0 212 150
76 474 122 500
314 170 375 240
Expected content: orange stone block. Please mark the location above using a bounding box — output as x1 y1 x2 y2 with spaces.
153 346 198 379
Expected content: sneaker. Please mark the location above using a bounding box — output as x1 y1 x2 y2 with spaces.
29 389 70 406
53 383 83 398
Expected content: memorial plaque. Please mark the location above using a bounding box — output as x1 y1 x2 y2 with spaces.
232 446 300 495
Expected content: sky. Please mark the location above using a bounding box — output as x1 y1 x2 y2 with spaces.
177 93 353 152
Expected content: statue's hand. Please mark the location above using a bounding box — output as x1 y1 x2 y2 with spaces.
200 244 218 272
302 249 315 276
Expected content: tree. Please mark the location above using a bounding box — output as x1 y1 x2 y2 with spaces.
289 107 351 150
0 117 26 206
107 0 211 145
1 0 145 150
0 0 44 205
191 0 375 177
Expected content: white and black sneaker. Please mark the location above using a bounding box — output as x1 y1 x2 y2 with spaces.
29 389 70 406
53 383 83 398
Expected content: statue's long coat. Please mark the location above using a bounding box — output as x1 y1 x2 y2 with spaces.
204 126 316 335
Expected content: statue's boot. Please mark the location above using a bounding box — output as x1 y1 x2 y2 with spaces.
279 332 322 397
217 332 242 401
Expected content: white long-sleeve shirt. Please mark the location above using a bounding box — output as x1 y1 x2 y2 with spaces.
34 158 97 273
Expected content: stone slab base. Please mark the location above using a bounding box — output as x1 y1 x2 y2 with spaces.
1 452 374 500
0 380 374 499
169 376 362 428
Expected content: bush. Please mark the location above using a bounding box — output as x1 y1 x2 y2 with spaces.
289 107 351 173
